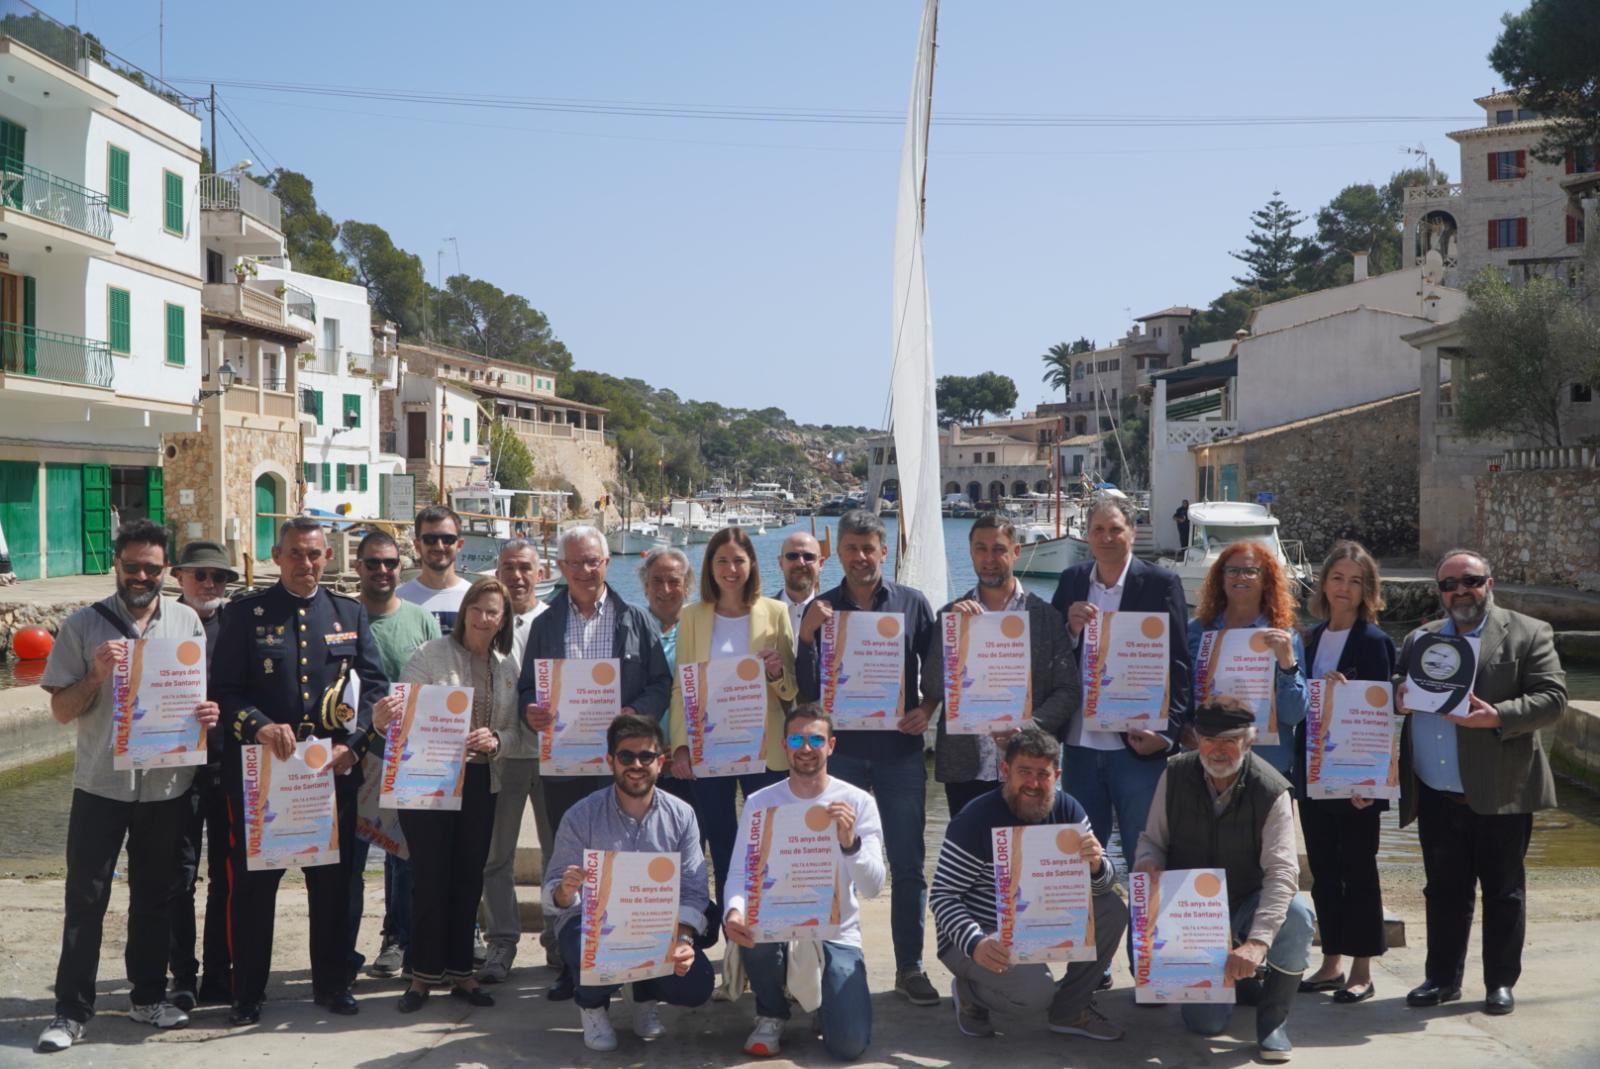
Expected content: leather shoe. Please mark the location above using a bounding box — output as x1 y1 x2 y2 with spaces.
1334 983 1376 1004
397 988 429 1014
547 969 576 1002
1484 987 1514 1015
1406 980 1462 1007
1299 973 1345 994
451 985 495 1007
314 989 359 1016
228 1002 262 1027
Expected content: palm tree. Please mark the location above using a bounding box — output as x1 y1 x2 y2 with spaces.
1040 341 1077 405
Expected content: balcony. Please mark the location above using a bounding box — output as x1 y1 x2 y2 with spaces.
0 164 112 248
302 347 340 375
1165 420 1237 448
0 322 113 388
199 173 282 231
1404 182 1463 206
201 280 286 325
500 415 606 444
284 286 316 323
346 351 395 380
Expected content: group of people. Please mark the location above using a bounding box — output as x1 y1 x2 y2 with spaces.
32 493 1568 1065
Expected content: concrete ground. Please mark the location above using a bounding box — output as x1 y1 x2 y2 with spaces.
0 862 1595 1069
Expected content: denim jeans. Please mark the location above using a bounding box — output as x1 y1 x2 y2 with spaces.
383 852 414 948
744 940 871 1061
1180 891 1315 1036
556 918 714 1010
828 743 927 973
1060 744 1167 871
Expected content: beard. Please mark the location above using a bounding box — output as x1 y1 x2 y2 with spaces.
614 767 657 798
118 580 159 609
1447 589 1492 629
1002 782 1053 823
1201 749 1246 780
189 596 228 615
976 571 1011 589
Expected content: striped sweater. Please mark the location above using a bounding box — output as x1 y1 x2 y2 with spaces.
930 787 1118 958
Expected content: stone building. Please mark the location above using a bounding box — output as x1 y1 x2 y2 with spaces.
1474 450 1600 592
865 413 1063 507
1052 307 1192 437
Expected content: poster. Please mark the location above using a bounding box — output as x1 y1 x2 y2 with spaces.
379 682 473 811
536 658 622 776
1195 628 1279 744
242 739 340 872
819 611 905 730
992 823 1095 964
110 637 208 770
1081 611 1170 733
579 849 680 985
681 656 770 777
1131 868 1233 1004
741 803 843 943
1306 680 1400 801
943 611 1032 735
1404 633 1478 719
354 751 408 859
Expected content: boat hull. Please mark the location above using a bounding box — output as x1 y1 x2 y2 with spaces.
1013 532 1091 578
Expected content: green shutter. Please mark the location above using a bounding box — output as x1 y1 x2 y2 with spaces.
0 461 39 579
163 170 183 234
145 466 164 526
22 274 36 375
321 462 330 488
108 288 131 354
43 464 83 577
359 465 368 492
107 146 129 214
0 119 24 209
304 461 316 486
336 464 347 492
463 417 471 443
164 303 184 365
343 393 360 428
312 389 325 423
80 464 111 574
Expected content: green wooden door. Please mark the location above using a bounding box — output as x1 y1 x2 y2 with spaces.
22 275 35 375
145 467 164 525
0 460 39 579
81 464 111 574
44 463 83 577
254 474 277 561
0 119 24 209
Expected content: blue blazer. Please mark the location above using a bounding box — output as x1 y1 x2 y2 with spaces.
1293 619 1397 808
1050 557 1192 756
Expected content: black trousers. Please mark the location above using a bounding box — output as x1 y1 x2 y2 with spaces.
225 773 358 1005
398 763 496 984
1417 782 1534 990
1298 797 1386 958
54 789 189 1022
943 779 999 821
540 775 607 846
170 766 232 989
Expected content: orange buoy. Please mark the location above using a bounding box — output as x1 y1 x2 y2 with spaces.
12 625 52 661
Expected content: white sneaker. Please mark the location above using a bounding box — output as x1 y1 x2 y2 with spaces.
744 1015 785 1057
632 999 665 1038
580 1005 618 1052
129 1002 190 1030
35 1016 84 1053
480 943 515 984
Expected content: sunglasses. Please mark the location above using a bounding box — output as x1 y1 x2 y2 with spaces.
784 552 819 563
184 569 232 584
419 533 459 547
1438 574 1489 593
786 733 827 750
361 557 401 571
611 749 662 766
118 562 165 577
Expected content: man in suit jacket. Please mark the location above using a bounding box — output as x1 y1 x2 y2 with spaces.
1050 492 1191 876
1396 548 1566 1017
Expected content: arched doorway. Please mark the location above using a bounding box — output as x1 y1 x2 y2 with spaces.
944 481 961 495
880 478 900 504
254 473 282 561
987 480 1005 503
966 481 982 505
1035 479 1051 494
1011 480 1028 497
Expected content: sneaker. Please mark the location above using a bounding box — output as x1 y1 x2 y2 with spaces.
580 1005 618 1052
632 999 665 1039
129 1002 190 1030
895 969 940 1006
168 987 197 1013
480 944 515 984
744 1015 785 1057
35 1017 84 1053
1047 1003 1124 1042
472 929 489 967
369 939 403 979
952 979 994 1038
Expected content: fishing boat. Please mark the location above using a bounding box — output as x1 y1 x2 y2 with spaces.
1155 500 1312 598
606 521 670 556
448 483 565 598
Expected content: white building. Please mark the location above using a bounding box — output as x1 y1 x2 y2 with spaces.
0 18 203 578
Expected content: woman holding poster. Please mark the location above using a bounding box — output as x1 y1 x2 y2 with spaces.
1292 543 1396 1005
1186 543 1307 775
374 578 516 1012
667 527 797 908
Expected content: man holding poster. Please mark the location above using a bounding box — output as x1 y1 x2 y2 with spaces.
929 730 1126 1044
1134 698 1311 1063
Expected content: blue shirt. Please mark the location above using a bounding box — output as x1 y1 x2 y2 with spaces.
1411 618 1483 793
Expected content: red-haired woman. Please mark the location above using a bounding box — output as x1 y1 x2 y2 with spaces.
1185 541 1308 775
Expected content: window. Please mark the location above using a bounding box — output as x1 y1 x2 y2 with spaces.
463 417 471 443
1517 108 1540 120
1568 146 1599 175
1495 109 1514 124
107 288 131 354
1488 150 1526 181
304 462 316 486
343 393 361 428
107 146 129 215
873 448 884 464
163 303 185 365
1488 217 1528 249
321 462 331 489
162 170 183 234
1574 384 1594 404
301 388 324 422
337 465 348 492
888 448 897 463
1074 364 1084 379
986 452 995 464
1570 214 1587 246
359 465 369 491
1177 325 1186 336
446 414 454 442
322 317 340 352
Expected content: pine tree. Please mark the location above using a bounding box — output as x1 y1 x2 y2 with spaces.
1230 191 1306 292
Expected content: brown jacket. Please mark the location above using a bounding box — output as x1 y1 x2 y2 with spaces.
1398 605 1567 825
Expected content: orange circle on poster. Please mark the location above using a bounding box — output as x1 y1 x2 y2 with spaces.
1140 617 1166 640
1000 616 1026 640
1193 872 1223 898
446 690 470 715
1247 632 1270 653
876 616 901 639
647 857 676 883
736 659 762 682
303 744 328 769
1366 686 1390 709
1055 828 1082 855
804 805 833 832
591 662 617 686
176 641 203 666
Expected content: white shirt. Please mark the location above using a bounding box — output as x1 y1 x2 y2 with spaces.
1068 555 1134 751
1311 626 1351 681
779 589 816 653
397 575 472 632
710 611 749 658
511 603 546 665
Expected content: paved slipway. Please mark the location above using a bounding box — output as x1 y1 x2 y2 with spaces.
0 867 1595 1069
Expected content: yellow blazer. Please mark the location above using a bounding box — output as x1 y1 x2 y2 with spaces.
668 597 798 771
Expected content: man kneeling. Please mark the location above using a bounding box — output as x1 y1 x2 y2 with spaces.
542 715 714 1051
724 706 886 1061
930 728 1128 1041
1134 697 1313 1063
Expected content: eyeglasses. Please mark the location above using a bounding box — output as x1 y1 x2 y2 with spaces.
419 533 459 547
784 552 819 563
118 561 165 577
1223 565 1263 579
563 557 606 572
361 557 401 571
184 569 231 584
786 733 827 750
612 749 661 766
1438 574 1489 593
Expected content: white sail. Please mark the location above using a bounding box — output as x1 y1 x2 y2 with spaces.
888 0 948 606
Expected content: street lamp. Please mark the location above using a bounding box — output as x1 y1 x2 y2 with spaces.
198 358 237 401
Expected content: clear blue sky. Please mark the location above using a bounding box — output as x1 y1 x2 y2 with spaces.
65 0 1517 427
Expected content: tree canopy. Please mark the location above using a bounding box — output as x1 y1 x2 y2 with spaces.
1230 192 1306 292
339 221 429 337
936 372 1019 426
1490 0 1600 163
267 170 354 282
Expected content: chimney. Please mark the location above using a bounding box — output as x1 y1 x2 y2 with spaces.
1353 251 1369 282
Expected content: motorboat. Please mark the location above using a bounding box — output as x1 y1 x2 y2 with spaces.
1156 500 1312 599
606 521 670 556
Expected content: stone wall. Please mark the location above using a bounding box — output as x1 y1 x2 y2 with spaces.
161 430 213 550
517 434 620 524
1475 468 1600 591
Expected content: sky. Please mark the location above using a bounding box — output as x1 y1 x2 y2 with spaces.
61 0 1522 427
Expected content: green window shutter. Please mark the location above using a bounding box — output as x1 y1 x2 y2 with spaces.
164 303 185 365
145 467 164 526
304 461 316 486
107 147 129 214
321 462 331 488
314 390 324 423
463 417 471 443
81 464 111 574
343 393 360 428
0 120 24 208
359 465 369 492
163 170 183 234
336 464 347 491
108 288 131 354
22 274 36 375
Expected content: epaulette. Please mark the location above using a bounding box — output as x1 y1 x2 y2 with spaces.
231 586 273 603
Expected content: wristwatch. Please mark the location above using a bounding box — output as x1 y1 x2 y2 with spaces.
676 932 695 946
839 837 862 856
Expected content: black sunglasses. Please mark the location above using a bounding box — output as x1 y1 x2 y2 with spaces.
118 561 165 577
612 749 662 766
420 533 459 546
784 552 819 563
361 557 401 570
1438 574 1489 593
184 569 232 584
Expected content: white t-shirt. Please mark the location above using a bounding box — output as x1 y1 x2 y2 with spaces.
710 612 749 658
397 575 472 632
723 776 886 949
1068 556 1134 751
1311 626 1351 681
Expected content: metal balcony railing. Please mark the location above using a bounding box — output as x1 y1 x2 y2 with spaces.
0 164 111 239
0 322 113 387
0 1 201 116
198 173 283 231
284 286 316 322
